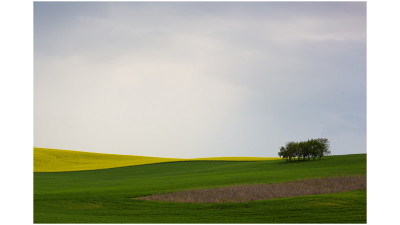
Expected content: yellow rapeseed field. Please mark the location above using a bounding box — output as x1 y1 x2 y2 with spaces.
34 147 280 172
34 148 183 172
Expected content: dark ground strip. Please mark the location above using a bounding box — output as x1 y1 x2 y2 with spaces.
137 176 366 203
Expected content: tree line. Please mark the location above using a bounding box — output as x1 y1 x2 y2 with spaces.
278 138 331 162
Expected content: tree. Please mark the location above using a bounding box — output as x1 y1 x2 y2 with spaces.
308 139 319 160
285 142 298 162
278 146 288 162
299 141 309 160
278 138 331 162
316 138 330 160
293 142 301 161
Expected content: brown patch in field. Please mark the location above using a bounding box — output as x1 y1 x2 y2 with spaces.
136 176 366 203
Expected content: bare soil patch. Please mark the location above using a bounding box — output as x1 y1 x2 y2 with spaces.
136 176 366 203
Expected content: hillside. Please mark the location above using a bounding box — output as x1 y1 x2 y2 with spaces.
34 147 280 172
34 147 183 172
34 154 366 223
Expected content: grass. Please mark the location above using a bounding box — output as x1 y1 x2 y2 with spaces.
194 156 280 161
34 153 366 223
34 147 280 172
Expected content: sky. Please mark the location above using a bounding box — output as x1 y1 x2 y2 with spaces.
34 2 366 158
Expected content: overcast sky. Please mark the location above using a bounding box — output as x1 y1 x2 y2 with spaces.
34 2 366 158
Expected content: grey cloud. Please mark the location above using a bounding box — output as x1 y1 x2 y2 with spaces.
34 2 366 157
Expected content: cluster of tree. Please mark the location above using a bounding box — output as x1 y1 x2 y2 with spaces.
278 138 331 162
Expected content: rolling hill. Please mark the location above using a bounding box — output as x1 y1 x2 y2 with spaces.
34 152 366 223
34 147 280 172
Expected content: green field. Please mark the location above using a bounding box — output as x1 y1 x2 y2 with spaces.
34 153 366 223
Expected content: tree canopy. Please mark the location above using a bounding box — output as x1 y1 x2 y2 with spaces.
278 138 330 162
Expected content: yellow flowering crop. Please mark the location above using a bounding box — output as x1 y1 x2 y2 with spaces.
34 147 280 172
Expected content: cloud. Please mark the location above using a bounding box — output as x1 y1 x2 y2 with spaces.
34 2 366 157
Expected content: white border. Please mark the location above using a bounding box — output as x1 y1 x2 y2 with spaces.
3 0 400 225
